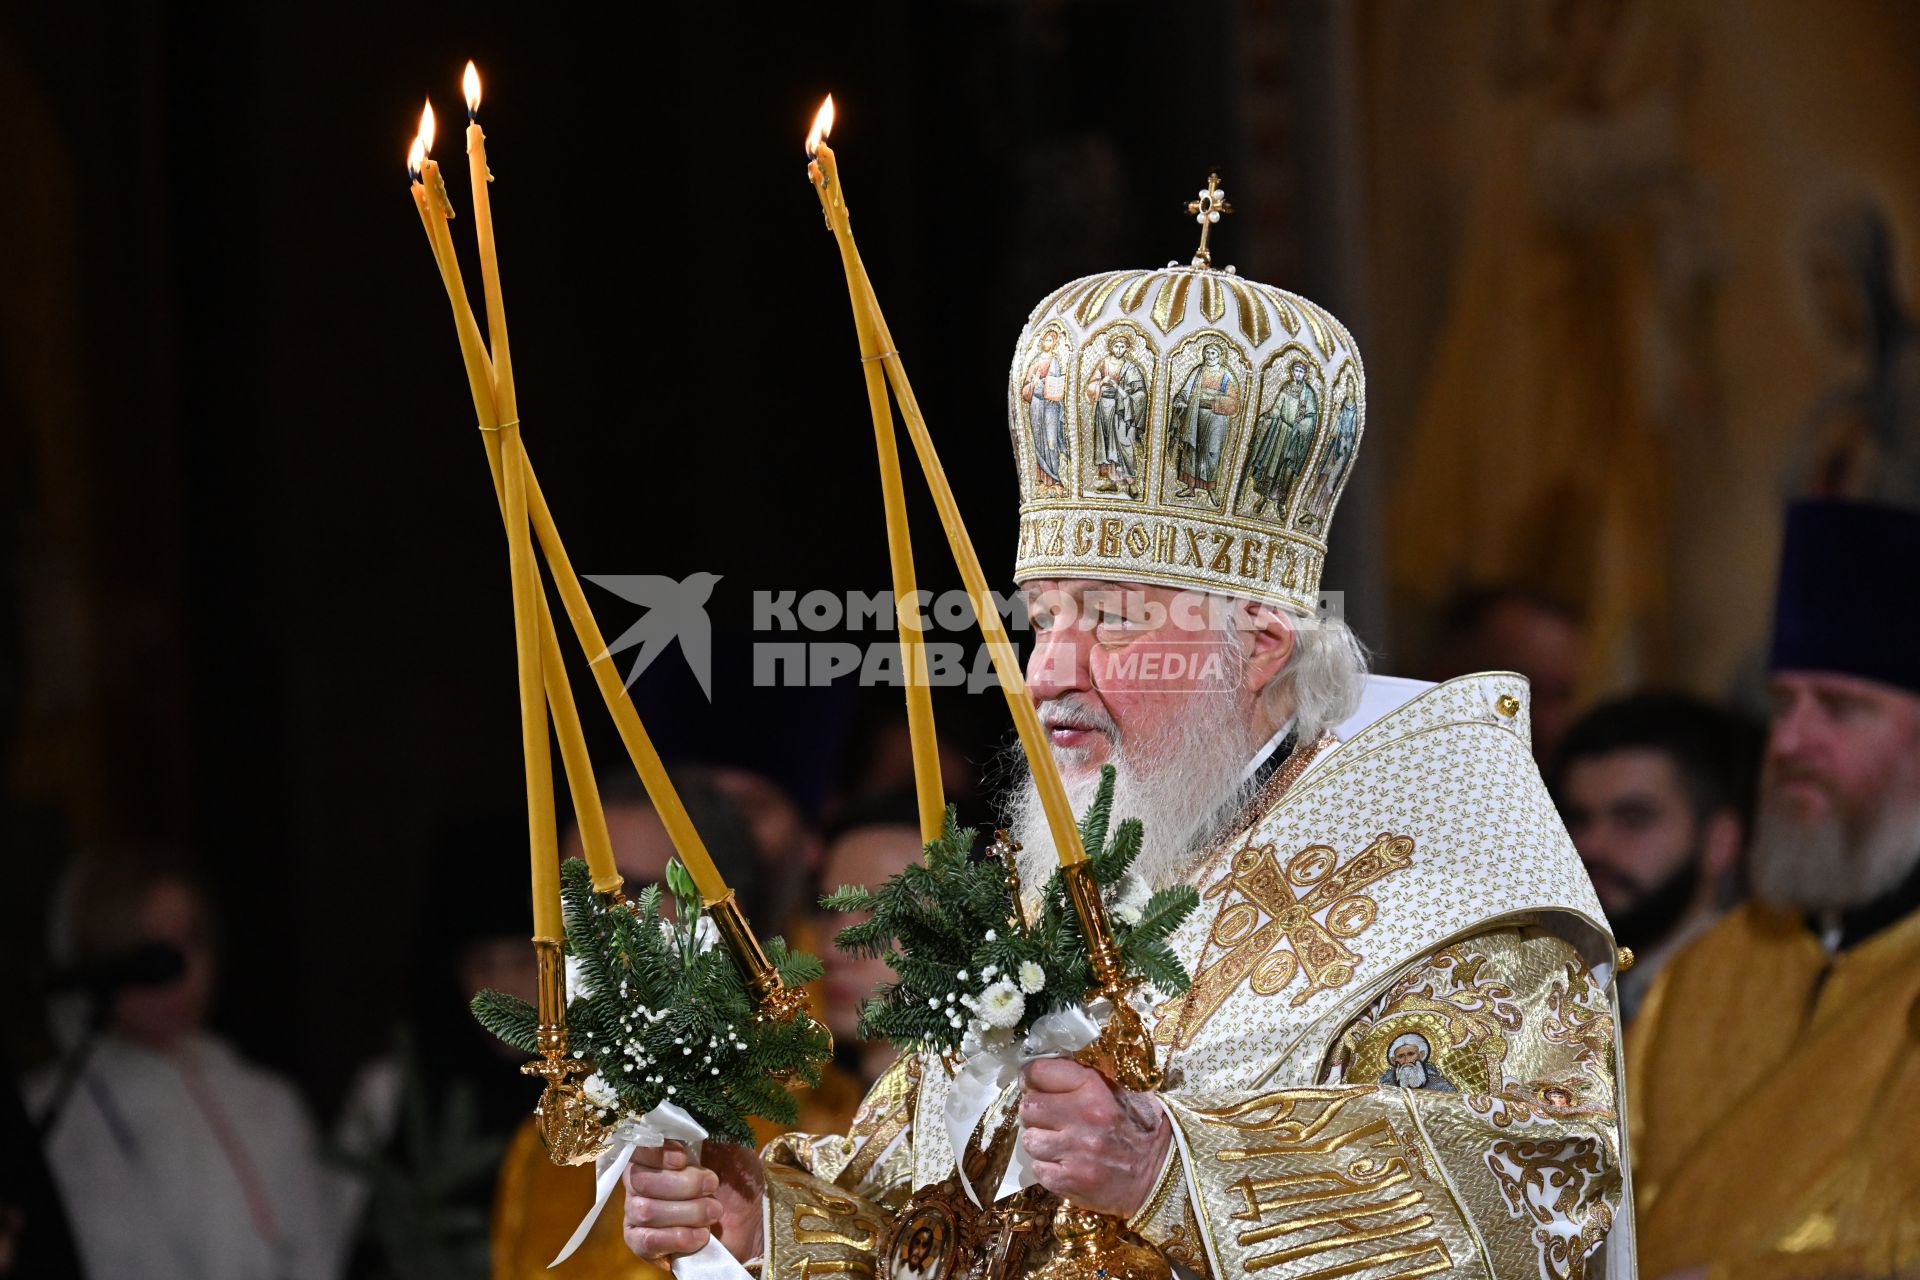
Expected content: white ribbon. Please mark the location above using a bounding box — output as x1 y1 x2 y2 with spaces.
549 1100 751 1280
940 1004 1102 1208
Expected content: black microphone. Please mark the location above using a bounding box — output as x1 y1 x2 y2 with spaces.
50 942 187 995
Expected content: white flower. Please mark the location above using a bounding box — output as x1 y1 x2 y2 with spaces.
956 970 969 982
581 1073 619 1112
960 1021 1014 1058
655 914 721 954
1111 873 1152 928
975 980 1026 1029
565 955 593 1003
1017 961 1047 995
984 929 997 942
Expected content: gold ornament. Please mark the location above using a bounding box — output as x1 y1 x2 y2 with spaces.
707 889 833 1073
1030 1204 1167 1280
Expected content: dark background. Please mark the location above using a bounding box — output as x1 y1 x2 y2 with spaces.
1 1 1333 1105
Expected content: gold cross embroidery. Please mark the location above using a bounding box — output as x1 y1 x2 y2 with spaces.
1187 172 1234 268
1154 833 1415 1049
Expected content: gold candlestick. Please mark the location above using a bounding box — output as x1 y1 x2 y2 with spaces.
1036 864 1167 1280
518 938 610 1166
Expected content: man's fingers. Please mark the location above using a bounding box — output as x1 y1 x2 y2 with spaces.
1023 1057 1098 1093
1019 1125 1071 1164
626 1193 723 1230
1028 1158 1083 1201
627 1166 720 1202
625 1223 711 1261
632 1140 691 1171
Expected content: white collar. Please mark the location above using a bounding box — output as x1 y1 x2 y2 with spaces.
1237 718 1296 786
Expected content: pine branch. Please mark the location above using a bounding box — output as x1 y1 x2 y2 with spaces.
469 989 539 1054
1077 765 1117 860
1128 885 1199 945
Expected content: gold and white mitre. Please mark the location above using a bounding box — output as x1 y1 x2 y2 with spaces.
1007 176 1362 612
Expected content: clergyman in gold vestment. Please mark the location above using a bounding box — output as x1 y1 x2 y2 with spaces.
621 232 1633 1279
1629 500 1920 1279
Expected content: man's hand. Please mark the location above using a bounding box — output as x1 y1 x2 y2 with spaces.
624 1140 765 1263
1017 1057 1172 1219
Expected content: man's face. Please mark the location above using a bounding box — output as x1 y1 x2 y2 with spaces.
1291 364 1305 384
1763 672 1920 835
1458 601 1583 765
564 801 674 890
1109 335 1130 358
1021 579 1251 778
817 824 925 1043
111 878 215 1049
1560 749 1703 918
1391 1043 1424 1067
1040 330 1058 353
1203 344 1222 367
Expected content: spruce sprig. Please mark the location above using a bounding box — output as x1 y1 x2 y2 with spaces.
469 858 830 1147
823 766 1200 1057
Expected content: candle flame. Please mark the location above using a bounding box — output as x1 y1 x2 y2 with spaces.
419 99 437 155
805 94 835 157
464 61 482 116
407 135 425 182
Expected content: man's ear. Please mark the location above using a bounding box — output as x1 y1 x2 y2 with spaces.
1243 603 1298 698
1700 809 1742 886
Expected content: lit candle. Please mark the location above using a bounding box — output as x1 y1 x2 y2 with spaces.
806 100 1084 864
463 64 518 426
433 75 735 908
409 103 561 934
410 113 623 898
457 71 564 929
806 97 944 845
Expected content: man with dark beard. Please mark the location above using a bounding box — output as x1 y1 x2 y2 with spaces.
1554 693 1760 1020
1628 500 1920 1280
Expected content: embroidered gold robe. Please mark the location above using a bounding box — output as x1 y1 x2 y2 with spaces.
759 674 1631 1279
1627 901 1920 1279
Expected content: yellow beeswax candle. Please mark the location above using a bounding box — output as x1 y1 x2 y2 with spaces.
411 105 559 934
802 100 1083 864
806 97 944 844
410 125 621 899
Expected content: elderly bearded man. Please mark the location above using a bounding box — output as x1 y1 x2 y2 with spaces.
1629 500 1920 1280
622 222 1631 1280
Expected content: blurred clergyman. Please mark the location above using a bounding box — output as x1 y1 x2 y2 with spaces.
812 790 930 1110
1425 584 1585 766
28 856 339 1280
1554 692 1760 1019
1629 501 1920 1277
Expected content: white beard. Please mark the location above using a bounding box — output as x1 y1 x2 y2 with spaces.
1001 685 1265 894
1748 789 1920 913
1393 1062 1428 1088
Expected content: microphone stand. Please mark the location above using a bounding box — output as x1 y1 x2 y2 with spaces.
30 988 113 1141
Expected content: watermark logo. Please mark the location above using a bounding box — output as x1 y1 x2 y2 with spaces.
578 578 1342 699
585 572 722 700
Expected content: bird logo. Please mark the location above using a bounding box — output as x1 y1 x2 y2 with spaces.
582 572 722 700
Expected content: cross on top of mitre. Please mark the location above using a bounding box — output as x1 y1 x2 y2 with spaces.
1187 172 1233 268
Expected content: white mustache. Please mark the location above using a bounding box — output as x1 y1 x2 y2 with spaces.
1039 698 1116 736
